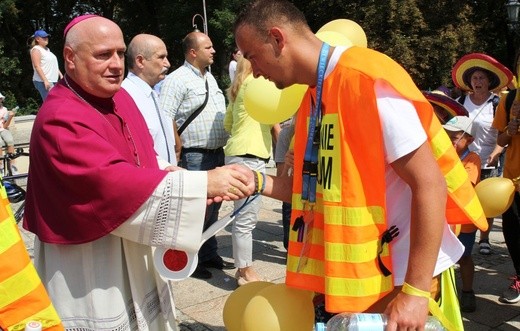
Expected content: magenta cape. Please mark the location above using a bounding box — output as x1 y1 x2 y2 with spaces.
23 78 167 244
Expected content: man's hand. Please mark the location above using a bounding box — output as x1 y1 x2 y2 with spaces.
486 145 503 167
164 165 183 172
207 164 255 204
384 291 429 331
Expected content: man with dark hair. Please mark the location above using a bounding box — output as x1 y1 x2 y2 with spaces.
233 0 486 329
160 31 233 279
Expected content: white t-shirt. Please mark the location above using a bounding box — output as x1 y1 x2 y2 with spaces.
327 47 464 285
31 45 60 82
228 60 238 82
460 94 498 169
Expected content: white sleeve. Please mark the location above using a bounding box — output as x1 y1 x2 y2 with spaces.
156 156 172 170
375 80 427 164
111 170 207 253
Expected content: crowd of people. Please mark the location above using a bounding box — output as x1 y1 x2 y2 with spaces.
5 0 519 330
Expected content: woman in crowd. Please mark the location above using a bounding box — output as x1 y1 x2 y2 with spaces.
30 29 62 101
224 57 275 285
228 48 241 83
452 53 513 255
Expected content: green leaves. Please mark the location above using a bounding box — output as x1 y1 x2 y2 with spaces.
0 0 513 113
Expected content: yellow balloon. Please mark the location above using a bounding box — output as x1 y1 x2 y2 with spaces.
241 283 315 331
315 30 353 47
317 19 368 48
244 77 307 124
223 281 274 331
475 177 515 218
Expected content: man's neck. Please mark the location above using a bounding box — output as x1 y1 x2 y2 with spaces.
129 70 154 88
187 59 207 76
297 35 330 87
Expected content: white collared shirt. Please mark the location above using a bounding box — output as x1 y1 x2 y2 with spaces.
122 72 177 165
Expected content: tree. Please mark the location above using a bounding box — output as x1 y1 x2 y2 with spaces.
0 0 514 112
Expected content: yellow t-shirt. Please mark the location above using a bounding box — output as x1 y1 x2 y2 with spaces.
224 74 273 159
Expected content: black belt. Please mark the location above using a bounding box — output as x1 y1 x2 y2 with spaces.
237 153 270 163
182 147 223 154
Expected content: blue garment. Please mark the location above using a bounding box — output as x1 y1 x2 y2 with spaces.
180 148 225 262
33 80 54 101
457 231 477 257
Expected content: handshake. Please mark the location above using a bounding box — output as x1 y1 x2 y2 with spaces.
165 164 263 205
206 164 261 205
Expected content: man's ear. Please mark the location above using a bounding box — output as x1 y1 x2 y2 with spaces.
63 46 75 70
135 54 145 69
189 48 198 59
268 27 285 56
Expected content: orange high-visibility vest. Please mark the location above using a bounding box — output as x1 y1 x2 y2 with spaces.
0 182 63 331
286 46 487 313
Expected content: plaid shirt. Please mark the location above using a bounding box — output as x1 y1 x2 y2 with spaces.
159 61 228 149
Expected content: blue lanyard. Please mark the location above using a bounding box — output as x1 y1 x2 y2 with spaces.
301 43 330 205
460 149 470 161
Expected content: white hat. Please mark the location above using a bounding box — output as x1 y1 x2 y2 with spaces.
0 93 4 99
442 116 476 137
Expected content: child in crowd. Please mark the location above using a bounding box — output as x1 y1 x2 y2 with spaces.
0 93 17 175
443 116 481 313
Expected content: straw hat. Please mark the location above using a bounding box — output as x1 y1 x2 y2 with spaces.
452 53 513 92
423 88 468 124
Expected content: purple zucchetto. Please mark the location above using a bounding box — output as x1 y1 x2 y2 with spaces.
63 14 100 38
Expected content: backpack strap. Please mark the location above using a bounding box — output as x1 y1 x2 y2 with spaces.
491 94 500 117
459 93 502 117
457 94 466 106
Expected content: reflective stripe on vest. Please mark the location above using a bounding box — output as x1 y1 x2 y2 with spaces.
286 46 486 313
0 183 63 331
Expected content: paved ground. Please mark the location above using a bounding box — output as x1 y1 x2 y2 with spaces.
12 116 520 330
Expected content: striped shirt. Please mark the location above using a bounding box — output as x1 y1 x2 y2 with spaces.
159 61 227 149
